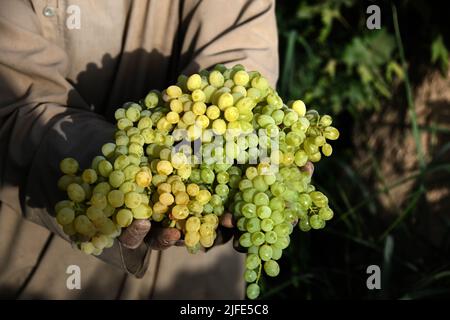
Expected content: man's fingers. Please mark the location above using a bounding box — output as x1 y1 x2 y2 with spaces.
146 227 181 250
220 212 234 228
119 219 151 249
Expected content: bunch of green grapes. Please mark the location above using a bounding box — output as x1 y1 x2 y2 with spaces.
55 64 339 299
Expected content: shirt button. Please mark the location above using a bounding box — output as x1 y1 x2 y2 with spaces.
43 6 55 17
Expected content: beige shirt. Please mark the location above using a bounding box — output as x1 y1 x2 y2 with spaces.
0 0 278 299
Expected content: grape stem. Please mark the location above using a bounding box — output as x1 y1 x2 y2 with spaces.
169 220 176 228
256 261 262 284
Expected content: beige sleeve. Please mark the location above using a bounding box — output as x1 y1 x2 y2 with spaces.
0 0 150 277
178 0 279 86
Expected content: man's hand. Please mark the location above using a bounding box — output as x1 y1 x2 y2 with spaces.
119 220 183 250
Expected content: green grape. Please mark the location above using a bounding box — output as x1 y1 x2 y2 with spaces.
242 203 257 218
86 206 104 222
253 192 269 206
98 160 113 177
132 204 152 219
309 215 323 229
116 209 133 227
239 179 253 191
299 219 311 232
237 217 247 232
124 192 142 209
245 217 261 233
264 260 280 277
92 182 111 196
239 232 252 247
74 215 96 237
67 183 86 203
56 207 75 225
319 207 334 221
107 190 125 208
246 283 260 300
259 244 273 261
270 210 285 225
82 169 98 184
256 206 271 219
265 230 278 244
242 188 257 203
109 170 125 188
261 218 274 232
200 168 215 184
60 158 79 175
273 236 290 250
251 231 265 246
244 269 257 283
245 253 261 270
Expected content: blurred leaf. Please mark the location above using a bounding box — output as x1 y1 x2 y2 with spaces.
431 34 449 75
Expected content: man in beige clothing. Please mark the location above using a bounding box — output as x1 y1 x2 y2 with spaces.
0 0 279 299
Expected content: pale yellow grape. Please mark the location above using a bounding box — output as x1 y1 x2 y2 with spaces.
80 242 95 255
157 182 172 194
182 111 196 125
175 191 189 205
309 152 322 162
199 223 214 238
156 160 173 175
135 170 152 187
224 79 234 88
62 222 77 236
114 108 126 120
123 165 140 181
187 74 202 91
322 143 332 156
140 193 150 205
171 204 189 220
203 214 219 227
56 207 75 225
196 115 210 129
171 180 186 194
200 234 215 248
291 100 306 117
153 202 169 215
166 85 182 98
109 170 125 188
96 217 116 236
107 190 125 208
212 119 227 135
119 181 135 194
166 111 180 124
191 89 205 102
101 143 116 158
67 183 86 203
170 99 183 113
209 70 225 87
92 235 109 249
54 200 73 213
232 85 247 96
74 215 96 237
137 116 153 130
128 143 144 156
57 175 75 191
184 231 200 247
116 209 133 227
166 175 182 184
117 118 133 130
159 192 175 206
132 204 152 219
81 169 97 184
233 70 250 86
98 160 113 177
124 191 141 209
171 152 188 169
60 158 79 175
324 126 340 140
104 237 114 248
126 127 140 137
187 125 202 141
206 105 220 120
125 106 141 122
217 92 233 110
196 189 212 205
93 181 111 195
103 205 115 218
156 148 170 161
186 216 201 232
86 206 104 222
188 200 203 214
187 183 200 197
224 107 239 122
130 134 145 146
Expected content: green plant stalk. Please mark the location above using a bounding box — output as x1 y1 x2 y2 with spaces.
392 4 426 173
